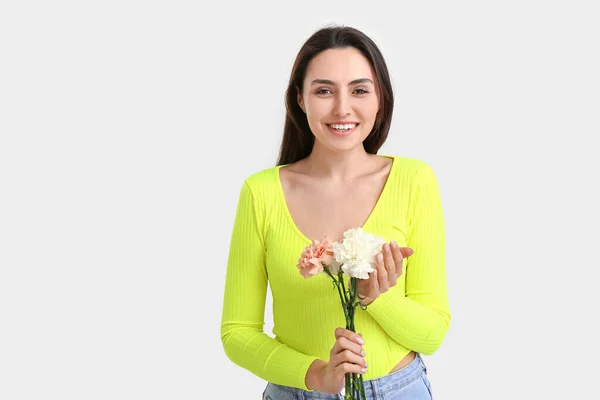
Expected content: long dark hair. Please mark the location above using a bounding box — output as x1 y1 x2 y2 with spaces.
276 25 394 166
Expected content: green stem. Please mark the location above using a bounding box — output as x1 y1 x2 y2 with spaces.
325 269 347 310
358 374 366 399
330 274 368 399
345 373 352 399
349 278 367 400
339 270 350 304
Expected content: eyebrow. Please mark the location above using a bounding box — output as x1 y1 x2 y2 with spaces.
310 78 374 86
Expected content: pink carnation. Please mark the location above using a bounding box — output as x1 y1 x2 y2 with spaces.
297 236 335 279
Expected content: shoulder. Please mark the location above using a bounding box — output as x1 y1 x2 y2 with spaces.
238 166 281 202
385 154 431 170
384 155 437 177
385 155 441 191
384 158 443 214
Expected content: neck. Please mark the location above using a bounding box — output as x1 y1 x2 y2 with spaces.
303 145 377 181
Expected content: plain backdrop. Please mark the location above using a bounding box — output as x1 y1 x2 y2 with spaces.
1 0 599 399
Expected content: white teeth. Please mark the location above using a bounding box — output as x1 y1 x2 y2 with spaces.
329 124 357 130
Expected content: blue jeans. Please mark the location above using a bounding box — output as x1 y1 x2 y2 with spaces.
262 353 432 399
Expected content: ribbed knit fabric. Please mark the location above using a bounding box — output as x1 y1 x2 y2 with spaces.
220 155 451 391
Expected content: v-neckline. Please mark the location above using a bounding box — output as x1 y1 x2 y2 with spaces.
275 155 396 245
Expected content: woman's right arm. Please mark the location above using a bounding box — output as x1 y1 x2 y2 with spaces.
220 180 319 390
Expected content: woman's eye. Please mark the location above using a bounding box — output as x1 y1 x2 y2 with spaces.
354 88 369 94
316 88 332 95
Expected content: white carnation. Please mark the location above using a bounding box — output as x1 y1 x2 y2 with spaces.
328 259 342 275
333 227 385 279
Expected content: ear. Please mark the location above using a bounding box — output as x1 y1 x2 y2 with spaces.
296 87 306 113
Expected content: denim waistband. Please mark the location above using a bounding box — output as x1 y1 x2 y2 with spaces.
264 353 427 399
363 353 426 397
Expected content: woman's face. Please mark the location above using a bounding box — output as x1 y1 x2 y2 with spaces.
298 47 380 154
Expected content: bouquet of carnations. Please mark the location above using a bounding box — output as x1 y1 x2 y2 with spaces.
297 227 385 400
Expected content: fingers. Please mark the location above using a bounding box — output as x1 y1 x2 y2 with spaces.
369 256 382 295
334 328 365 345
382 243 396 279
330 330 368 373
331 349 368 372
360 265 379 304
376 250 390 292
330 341 367 366
390 242 413 276
374 241 414 293
331 335 365 356
399 246 414 258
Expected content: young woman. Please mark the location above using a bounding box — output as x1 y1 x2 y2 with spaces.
221 25 450 399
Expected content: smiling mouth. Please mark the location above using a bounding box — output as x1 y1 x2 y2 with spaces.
326 123 359 132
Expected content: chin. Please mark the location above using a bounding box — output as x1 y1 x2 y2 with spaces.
313 130 370 153
323 140 365 154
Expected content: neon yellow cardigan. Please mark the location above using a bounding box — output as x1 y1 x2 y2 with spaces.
220 156 450 390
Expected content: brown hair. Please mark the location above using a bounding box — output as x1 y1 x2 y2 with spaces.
276 25 394 166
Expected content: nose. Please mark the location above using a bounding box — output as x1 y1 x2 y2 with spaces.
333 93 351 116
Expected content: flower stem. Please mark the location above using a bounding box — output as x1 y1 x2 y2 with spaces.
325 269 347 310
327 273 368 399
339 270 351 303
338 277 367 400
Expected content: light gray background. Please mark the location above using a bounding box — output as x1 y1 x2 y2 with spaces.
1 1 599 399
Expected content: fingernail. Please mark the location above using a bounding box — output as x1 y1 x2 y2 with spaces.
361 368 367 374
384 244 390 253
377 253 383 262
364 361 369 368
361 350 366 357
391 241 398 249
357 336 365 345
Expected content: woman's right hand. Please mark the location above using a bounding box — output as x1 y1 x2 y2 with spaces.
305 328 368 394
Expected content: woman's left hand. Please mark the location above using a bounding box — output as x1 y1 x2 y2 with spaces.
356 241 414 306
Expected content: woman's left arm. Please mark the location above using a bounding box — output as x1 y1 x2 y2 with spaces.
362 164 451 355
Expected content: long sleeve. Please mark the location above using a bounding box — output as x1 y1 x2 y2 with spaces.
365 164 451 355
220 181 318 390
